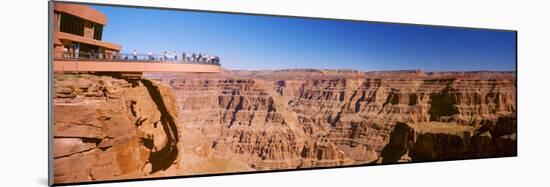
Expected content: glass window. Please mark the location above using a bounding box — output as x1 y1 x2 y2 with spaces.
59 12 84 36
93 24 103 40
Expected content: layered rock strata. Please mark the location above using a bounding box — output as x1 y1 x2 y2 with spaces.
53 70 516 183
53 74 181 184
378 118 516 163
156 70 516 171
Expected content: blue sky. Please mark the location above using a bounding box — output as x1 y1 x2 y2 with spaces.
93 5 516 71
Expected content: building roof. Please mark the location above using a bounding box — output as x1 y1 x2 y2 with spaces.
54 3 107 25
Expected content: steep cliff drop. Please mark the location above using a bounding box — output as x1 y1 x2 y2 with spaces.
53 74 182 184
140 79 179 173
147 69 516 172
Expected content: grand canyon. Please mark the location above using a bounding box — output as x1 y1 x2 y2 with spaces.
52 69 516 184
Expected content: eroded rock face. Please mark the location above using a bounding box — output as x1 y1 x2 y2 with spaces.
53 74 181 184
153 70 516 171
171 79 306 170
378 117 517 163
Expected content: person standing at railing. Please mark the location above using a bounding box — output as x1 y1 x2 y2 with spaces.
184 51 189 62
68 48 74 59
75 46 79 59
90 49 95 60
147 51 153 61
205 54 210 64
62 47 69 58
181 51 187 63
163 51 168 61
173 51 178 61
70 44 75 58
72 43 80 59
132 49 138 61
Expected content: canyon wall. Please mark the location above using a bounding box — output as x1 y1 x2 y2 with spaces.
161 70 516 171
53 74 182 184
52 70 516 183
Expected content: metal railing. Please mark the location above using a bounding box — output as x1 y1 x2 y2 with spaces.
56 52 222 66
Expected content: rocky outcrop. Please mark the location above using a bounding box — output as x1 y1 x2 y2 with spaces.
469 116 517 157
378 117 516 163
53 74 181 184
299 139 348 168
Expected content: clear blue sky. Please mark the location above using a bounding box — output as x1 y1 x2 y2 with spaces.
93 5 516 71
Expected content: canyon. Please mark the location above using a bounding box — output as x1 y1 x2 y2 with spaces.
53 69 516 184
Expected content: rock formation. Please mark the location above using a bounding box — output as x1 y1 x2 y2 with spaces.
378 117 516 163
53 74 181 184
53 69 516 183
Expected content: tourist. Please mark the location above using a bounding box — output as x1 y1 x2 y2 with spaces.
62 47 69 58
90 49 95 60
68 48 74 59
132 49 138 61
73 44 80 59
214 56 220 65
173 51 178 61
147 51 153 60
181 51 187 63
164 51 168 61
186 52 191 62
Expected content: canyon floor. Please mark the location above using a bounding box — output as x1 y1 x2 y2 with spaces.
52 69 517 184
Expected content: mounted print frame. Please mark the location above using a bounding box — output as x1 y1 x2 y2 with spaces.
48 1 517 185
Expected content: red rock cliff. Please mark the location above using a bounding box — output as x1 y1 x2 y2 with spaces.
156 70 516 170
53 74 181 184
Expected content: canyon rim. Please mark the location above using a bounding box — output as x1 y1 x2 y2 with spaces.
52 69 517 184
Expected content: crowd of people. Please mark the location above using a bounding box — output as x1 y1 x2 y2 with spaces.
126 49 221 65
60 45 221 66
